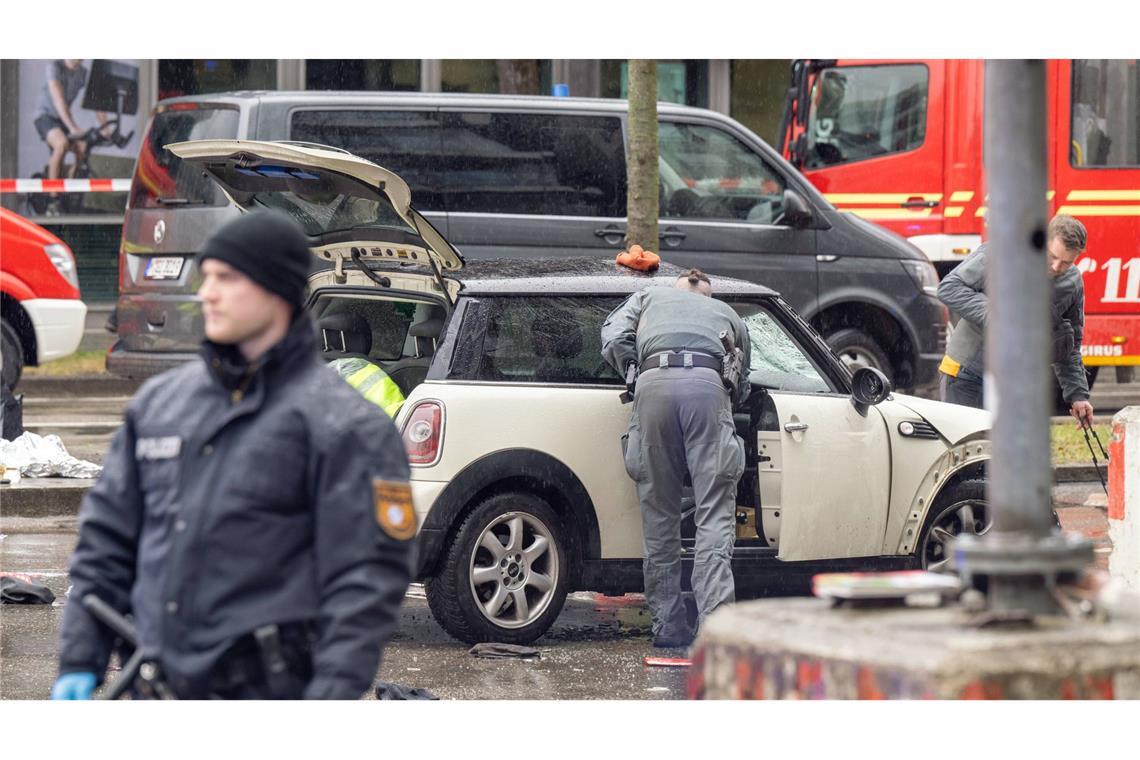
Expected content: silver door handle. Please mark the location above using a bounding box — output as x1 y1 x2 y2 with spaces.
784 422 809 433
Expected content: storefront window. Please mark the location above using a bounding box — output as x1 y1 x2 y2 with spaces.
599 60 708 107
441 60 552 95
158 60 276 100
306 60 420 91
730 59 792 145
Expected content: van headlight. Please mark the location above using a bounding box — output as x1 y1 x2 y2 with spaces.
901 259 939 297
44 243 80 291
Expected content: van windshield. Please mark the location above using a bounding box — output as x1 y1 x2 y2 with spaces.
129 105 239 209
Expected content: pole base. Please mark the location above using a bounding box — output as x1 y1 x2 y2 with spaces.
954 531 1094 617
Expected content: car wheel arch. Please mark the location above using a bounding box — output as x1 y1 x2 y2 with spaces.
901 459 989 559
417 448 602 584
807 294 919 386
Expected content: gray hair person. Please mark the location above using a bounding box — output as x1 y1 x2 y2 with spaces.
601 267 751 648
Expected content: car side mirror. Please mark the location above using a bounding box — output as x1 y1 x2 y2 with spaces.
782 189 814 228
850 366 892 416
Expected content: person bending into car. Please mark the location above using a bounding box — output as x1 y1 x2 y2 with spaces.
937 213 1094 428
52 211 414 700
601 268 751 648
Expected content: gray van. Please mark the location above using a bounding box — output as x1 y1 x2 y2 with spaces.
109 92 947 390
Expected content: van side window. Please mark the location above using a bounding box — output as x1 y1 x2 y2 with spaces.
1071 59 1140 168
805 65 928 168
659 122 787 223
290 110 447 211
477 296 625 384
440 113 627 218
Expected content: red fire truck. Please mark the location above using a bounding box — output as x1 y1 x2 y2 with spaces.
779 59 1140 383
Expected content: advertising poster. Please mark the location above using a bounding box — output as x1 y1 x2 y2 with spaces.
15 59 141 214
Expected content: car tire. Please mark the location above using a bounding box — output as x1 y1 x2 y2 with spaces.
826 328 894 386
425 491 569 644
917 479 990 572
1 319 24 392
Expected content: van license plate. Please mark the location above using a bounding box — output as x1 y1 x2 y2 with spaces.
145 257 184 280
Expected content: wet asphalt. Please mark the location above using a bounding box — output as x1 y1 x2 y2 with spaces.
0 527 688 701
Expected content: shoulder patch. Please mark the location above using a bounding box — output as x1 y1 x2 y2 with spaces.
373 479 417 541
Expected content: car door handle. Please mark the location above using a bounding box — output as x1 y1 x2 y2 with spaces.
783 422 809 433
594 225 626 240
901 197 939 209
661 228 687 242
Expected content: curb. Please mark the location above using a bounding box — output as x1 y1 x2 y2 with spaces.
0 478 94 517
15 375 141 398
1052 463 1107 483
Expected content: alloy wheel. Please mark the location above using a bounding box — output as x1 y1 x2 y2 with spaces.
468 510 559 629
924 499 992 572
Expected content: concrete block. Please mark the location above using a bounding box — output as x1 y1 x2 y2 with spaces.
1108 407 1140 594
0 478 92 517
689 598 1140 699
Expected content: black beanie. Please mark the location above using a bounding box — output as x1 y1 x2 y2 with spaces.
197 210 311 310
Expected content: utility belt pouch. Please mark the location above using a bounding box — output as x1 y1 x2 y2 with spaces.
719 329 744 391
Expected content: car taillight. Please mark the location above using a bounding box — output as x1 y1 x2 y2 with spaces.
44 243 80 292
402 401 443 466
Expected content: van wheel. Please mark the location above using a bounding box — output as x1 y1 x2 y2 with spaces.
425 492 569 644
826 328 893 385
918 479 990 572
1 319 23 392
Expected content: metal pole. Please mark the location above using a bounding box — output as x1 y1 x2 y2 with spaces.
986 59 1053 537
955 60 1093 616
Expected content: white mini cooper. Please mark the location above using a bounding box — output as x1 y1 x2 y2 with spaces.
171 140 993 644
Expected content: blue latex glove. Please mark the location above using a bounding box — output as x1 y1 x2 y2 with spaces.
52 672 97 700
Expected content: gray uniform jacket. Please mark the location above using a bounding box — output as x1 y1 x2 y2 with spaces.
58 315 414 699
600 286 752 406
937 243 1089 403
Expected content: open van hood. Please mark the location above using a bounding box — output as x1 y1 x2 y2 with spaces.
166 140 464 276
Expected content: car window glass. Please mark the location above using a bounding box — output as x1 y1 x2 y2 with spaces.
440 112 627 217
289 110 447 210
129 106 239 209
659 122 787 223
477 296 625 384
729 301 831 393
1070 59 1140 168
310 294 428 361
205 163 417 238
805 64 928 169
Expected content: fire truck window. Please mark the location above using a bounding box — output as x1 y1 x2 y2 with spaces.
659 122 786 223
805 65 928 169
1071 60 1140 168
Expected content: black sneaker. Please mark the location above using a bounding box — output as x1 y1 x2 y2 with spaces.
652 633 693 649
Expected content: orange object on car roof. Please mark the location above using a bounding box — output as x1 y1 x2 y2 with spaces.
616 244 660 272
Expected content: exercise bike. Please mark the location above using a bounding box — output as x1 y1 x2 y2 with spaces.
27 117 133 216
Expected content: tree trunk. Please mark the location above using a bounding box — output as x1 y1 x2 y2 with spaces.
626 60 659 253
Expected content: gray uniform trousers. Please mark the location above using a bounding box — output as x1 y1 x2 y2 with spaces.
623 366 746 639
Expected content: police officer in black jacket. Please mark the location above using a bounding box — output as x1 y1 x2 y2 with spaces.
52 211 415 700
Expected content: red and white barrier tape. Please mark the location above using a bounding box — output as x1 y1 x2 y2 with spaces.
0 178 131 193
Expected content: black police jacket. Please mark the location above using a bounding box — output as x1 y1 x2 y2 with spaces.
58 315 414 699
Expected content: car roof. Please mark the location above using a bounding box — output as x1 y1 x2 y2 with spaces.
155 91 734 122
447 257 778 297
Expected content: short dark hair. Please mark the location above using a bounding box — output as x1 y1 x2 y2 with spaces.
1048 214 1087 253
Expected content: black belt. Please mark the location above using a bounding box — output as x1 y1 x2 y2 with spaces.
210 622 315 696
640 351 721 373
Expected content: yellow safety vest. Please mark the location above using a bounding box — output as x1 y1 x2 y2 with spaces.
327 358 405 418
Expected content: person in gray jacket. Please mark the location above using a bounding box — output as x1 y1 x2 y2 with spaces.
601 268 750 648
937 214 1094 427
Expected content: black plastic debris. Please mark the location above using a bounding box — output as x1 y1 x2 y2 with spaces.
374 681 439 700
1 575 55 604
468 643 541 660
